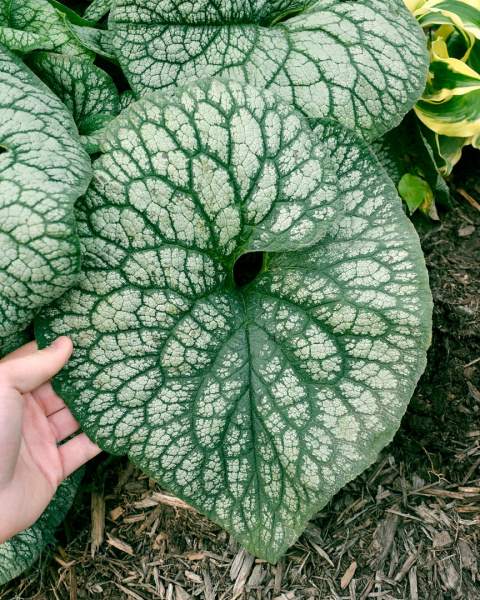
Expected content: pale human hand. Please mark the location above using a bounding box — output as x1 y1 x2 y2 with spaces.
0 337 102 544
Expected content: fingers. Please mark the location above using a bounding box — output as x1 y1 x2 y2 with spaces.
48 408 80 443
0 337 73 395
58 433 103 479
0 341 38 364
32 382 67 417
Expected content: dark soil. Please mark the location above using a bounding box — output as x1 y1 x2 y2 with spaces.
1 150 479 600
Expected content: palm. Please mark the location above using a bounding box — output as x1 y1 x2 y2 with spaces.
0 339 101 543
19 385 70 492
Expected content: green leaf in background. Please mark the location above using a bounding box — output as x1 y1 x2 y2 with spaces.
109 0 429 142
398 173 436 217
24 52 120 133
0 467 84 585
36 79 432 563
0 44 92 347
46 0 98 26
119 89 135 111
7 0 94 59
372 111 450 214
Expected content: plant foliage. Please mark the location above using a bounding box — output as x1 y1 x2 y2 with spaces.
0 0 433 570
0 43 91 350
406 0 480 173
36 79 432 563
110 0 429 142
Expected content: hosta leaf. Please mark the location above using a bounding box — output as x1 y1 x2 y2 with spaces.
0 44 91 346
0 468 84 585
24 52 120 133
36 79 432 563
8 0 94 60
109 0 429 142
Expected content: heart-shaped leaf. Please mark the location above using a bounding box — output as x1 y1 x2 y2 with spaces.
110 0 429 141
36 79 431 563
0 44 91 346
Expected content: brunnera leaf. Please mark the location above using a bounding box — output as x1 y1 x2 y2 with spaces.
36 78 432 563
0 43 92 346
24 52 120 134
109 0 429 142
7 0 95 60
0 468 84 585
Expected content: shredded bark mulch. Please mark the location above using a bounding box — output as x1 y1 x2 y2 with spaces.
1 149 479 600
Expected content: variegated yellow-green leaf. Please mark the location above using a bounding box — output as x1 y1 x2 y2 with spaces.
415 37 480 137
414 0 480 38
0 43 91 347
109 0 429 142
36 79 432 563
407 0 480 171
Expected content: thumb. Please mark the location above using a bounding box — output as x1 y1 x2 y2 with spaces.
0 337 73 395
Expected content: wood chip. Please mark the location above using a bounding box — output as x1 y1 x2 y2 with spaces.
394 553 418 582
150 492 196 512
230 548 255 594
408 565 418 600
203 569 215 600
106 534 134 556
369 510 400 567
458 539 478 574
184 571 202 584
115 583 144 600
91 486 105 556
110 506 125 521
458 189 480 212
341 561 358 589
433 530 453 548
175 585 190 600
247 564 266 587
308 540 335 567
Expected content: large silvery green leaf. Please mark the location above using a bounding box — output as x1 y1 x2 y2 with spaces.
36 79 432 563
24 52 120 133
0 44 92 347
0 468 84 585
7 0 94 60
110 0 429 141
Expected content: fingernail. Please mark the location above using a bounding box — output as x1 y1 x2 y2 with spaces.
51 336 70 349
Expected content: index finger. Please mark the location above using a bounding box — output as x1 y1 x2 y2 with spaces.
0 337 73 394
0 341 38 364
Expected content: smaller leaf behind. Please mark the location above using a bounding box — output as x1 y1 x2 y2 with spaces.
8 0 95 60
24 52 120 133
